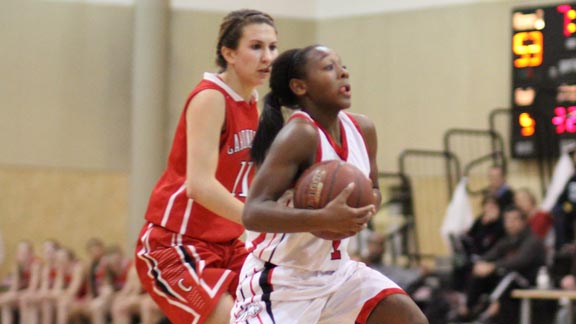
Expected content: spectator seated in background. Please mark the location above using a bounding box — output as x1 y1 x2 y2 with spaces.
52 247 88 324
452 195 505 291
56 238 126 324
111 262 163 324
514 188 553 241
0 240 41 324
455 206 546 323
79 244 132 324
19 239 60 324
484 165 515 211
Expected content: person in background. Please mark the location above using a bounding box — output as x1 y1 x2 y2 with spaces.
456 206 546 323
19 239 60 324
0 240 41 324
134 9 278 324
54 238 110 324
85 238 106 300
111 263 163 324
514 188 553 241
484 165 515 211
452 195 505 291
81 245 132 324
53 247 88 324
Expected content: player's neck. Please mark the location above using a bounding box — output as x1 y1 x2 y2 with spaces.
309 111 341 145
219 71 254 102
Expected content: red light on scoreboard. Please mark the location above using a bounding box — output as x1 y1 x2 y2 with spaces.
552 106 576 134
558 4 576 37
513 31 543 68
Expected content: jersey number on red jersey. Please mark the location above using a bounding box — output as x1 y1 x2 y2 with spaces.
232 161 254 198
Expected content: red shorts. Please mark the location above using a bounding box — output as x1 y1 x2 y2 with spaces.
135 223 248 324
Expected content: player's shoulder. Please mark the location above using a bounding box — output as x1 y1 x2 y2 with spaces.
284 113 320 139
345 112 375 133
269 114 319 154
190 88 226 105
186 88 227 117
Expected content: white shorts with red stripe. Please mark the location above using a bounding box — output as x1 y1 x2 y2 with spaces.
231 254 406 324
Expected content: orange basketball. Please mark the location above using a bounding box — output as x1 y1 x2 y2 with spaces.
293 160 375 240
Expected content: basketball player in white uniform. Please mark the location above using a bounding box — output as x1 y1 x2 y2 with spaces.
231 45 428 324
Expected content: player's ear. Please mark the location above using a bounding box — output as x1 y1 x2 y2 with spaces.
289 79 307 96
221 46 236 65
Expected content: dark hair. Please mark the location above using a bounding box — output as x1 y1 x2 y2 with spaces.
503 205 527 220
481 194 499 207
216 9 276 71
250 45 319 165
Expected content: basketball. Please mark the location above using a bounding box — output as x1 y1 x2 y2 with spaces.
293 160 375 240
294 160 375 209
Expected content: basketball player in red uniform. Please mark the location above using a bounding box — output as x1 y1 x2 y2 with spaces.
134 9 278 324
53 247 89 324
19 239 60 324
0 240 41 324
231 46 428 323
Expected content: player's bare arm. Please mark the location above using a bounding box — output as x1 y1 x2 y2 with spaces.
185 89 245 224
350 112 382 208
243 119 372 235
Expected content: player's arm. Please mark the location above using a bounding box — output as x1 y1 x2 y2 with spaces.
25 261 42 292
38 264 50 292
350 113 382 208
63 262 86 299
8 264 19 292
185 90 244 224
243 120 373 235
122 265 141 296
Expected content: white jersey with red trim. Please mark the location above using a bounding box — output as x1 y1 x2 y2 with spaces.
245 110 370 272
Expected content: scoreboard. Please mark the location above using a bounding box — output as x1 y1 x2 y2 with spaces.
511 2 576 158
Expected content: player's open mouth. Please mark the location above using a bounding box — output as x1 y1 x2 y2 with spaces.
339 84 351 97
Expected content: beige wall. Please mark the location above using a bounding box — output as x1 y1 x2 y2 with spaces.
0 0 564 275
0 166 128 275
0 1 317 275
0 0 133 170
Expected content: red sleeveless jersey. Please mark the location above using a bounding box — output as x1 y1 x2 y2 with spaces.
145 73 258 242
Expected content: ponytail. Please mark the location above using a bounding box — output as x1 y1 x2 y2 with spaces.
250 45 320 165
250 93 284 166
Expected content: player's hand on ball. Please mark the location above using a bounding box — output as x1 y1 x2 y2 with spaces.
319 183 375 237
